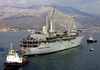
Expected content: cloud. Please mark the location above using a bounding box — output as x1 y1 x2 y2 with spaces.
0 0 26 6
14 0 26 4
77 0 100 13
27 0 55 5
0 0 100 13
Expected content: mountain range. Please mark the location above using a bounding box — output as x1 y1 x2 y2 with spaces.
0 5 100 29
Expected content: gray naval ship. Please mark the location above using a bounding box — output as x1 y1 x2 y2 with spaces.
20 3 84 55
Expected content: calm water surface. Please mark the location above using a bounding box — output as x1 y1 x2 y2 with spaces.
0 32 100 70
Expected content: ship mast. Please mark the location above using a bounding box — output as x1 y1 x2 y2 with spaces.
46 13 49 34
52 2 56 29
10 43 13 53
46 15 48 34
71 16 75 30
67 16 76 36
49 2 56 33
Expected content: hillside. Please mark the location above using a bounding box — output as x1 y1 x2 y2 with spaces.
0 23 19 29
0 5 82 29
75 15 100 28
0 5 100 30
28 5 91 16
27 5 100 29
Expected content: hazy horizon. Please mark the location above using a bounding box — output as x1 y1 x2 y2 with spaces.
0 0 100 14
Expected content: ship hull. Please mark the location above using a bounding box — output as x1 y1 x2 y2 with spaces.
21 35 84 55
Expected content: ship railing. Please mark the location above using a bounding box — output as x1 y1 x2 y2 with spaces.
20 34 77 42
77 33 84 36
20 39 46 42
20 37 76 46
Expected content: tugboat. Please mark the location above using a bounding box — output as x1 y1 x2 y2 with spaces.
4 43 28 69
87 35 97 43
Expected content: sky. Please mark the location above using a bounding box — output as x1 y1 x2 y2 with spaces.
0 0 100 14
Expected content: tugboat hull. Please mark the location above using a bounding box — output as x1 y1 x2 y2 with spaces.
87 40 93 43
87 40 97 43
4 58 28 69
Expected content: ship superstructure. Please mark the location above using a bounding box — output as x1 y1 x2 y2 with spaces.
20 3 84 55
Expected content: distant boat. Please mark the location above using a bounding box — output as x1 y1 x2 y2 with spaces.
4 43 28 69
90 48 93 51
5 35 7 37
87 35 97 43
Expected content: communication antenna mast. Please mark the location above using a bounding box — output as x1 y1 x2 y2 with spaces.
46 13 48 33
53 2 56 29
51 2 56 30
10 43 13 53
71 16 75 30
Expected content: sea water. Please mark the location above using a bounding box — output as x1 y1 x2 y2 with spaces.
0 32 100 70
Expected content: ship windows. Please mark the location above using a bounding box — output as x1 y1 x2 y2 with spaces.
23 41 27 44
63 39 68 41
41 41 46 44
28 42 29 44
35 32 41 34
32 42 34 44
36 41 38 44
32 41 38 44
39 41 41 44
27 45 38 47
20 41 22 43
23 45 27 47
44 41 46 43
28 41 33 44
28 46 31 47
31 38 33 40
30 42 32 44
33 45 38 47
52 40 56 42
